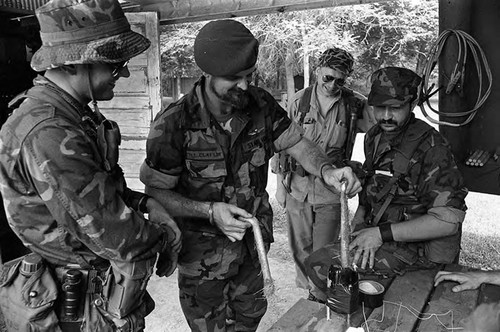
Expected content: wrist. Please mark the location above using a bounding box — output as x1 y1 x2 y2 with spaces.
319 163 335 180
138 194 150 214
379 223 394 242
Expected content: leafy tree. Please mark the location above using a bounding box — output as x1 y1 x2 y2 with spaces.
159 22 205 96
158 0 438 100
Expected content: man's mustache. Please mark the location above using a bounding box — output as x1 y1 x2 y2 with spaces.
378 119 398 126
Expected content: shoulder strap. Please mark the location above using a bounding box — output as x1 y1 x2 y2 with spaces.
275 87 312 179
372 121 434 226
7 88 38 113
391 120 434 175
342 87 364 160
297 86 313 126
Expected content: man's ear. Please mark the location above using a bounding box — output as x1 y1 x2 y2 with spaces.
60 64 78 75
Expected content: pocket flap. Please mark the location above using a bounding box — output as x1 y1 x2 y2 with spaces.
22 265 59 308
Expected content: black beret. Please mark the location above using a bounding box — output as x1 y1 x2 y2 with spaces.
194 19 259 76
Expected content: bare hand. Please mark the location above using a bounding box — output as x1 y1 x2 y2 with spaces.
349 227 383 269
148 198 182 253
212 202 252 242
322 166 362 197
434 271 486 292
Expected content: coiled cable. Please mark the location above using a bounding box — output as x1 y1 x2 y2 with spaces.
418 29 492 127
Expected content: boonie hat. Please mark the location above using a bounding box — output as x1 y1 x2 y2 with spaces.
31 0 150 72
368 67 422 107
194 19 259 77
317 47 354 76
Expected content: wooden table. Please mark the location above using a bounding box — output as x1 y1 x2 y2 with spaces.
269 264 500 331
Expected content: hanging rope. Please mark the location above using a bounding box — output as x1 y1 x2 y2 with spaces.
418 29 492 127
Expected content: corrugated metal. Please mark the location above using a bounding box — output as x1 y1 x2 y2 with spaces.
0 0 48 14
1 0 388 22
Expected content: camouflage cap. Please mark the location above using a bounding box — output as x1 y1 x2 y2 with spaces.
368 67 422 107
317 47 354 76
194 19 259 77
31 0 150 72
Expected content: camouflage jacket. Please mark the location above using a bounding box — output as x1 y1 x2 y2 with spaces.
359 115 468 262
0 76 167 268
141 77 302 262
286 84 375 204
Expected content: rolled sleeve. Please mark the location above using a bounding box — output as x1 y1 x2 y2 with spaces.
140 161 179 190
273 121 303 152
427 206 465 225
142 105 186 189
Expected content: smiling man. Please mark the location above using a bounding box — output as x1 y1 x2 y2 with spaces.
276 48 375 304
304 66 468 301
140 20 362 332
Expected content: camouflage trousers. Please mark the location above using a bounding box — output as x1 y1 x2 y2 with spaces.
285 193 341 299
178 237 267 332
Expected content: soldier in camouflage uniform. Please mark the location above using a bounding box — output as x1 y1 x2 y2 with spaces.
0 0 181 331
305 67 468 298
140 19 362 332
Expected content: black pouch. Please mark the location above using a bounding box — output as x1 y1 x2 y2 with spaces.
97 119 121 171
102 258 155 319
0 255 61 331
326 265 359 314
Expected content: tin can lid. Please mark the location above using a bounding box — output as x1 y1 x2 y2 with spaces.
359 280 385 295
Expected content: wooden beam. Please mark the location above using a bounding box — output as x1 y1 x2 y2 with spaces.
124 0 392 25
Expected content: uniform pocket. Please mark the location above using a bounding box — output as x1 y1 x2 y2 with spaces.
0 255 61 332
186 158 227 178
327 121 348 149
178 229 242 279
178 229 225 279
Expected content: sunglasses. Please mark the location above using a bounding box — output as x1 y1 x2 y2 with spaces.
110 60 129 78
322 75 346 86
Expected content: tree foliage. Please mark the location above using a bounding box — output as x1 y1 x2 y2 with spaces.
159 0 438 97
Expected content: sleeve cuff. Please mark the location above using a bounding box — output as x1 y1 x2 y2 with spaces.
427 206 466 224
140 161 179 190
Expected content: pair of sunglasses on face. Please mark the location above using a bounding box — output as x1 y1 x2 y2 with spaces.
322 75 346 86
110 60 129 79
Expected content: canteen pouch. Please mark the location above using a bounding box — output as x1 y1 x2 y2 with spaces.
102 258 155 318
97 119 121 171
0 256 61 332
